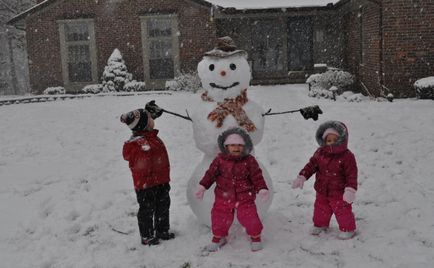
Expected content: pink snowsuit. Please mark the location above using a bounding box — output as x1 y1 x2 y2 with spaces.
199 129 268 238
299 121 358 232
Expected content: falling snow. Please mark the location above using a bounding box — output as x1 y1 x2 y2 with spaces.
0 84 433 267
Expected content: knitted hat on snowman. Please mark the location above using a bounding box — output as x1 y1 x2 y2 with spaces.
204 36 247 58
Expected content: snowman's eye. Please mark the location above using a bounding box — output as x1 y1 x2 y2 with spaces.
209 64 215 71
230 63 236 70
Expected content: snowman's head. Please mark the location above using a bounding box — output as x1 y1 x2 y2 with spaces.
197 37 251 102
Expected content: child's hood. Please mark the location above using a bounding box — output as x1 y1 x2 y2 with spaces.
217 127 253 156
315 120 349 149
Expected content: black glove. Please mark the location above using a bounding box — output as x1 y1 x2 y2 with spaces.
299 105 323 121
145 100 164 119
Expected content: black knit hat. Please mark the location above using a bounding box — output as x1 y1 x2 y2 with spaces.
120 108 148 131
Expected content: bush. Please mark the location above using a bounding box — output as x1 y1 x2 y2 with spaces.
43 86 65 95
414 76 434 99
124 80 146 92
81 84 103 94
165 72 201 92
101 49 133 92
306 69 354 99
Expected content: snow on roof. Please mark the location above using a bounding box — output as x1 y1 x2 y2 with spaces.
7 0 53 25
8 0 341 25
205 0 340 9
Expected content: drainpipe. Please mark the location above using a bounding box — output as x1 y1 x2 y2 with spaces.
210 5 215 22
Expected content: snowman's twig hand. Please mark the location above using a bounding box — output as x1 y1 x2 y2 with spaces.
161 108 193 122
262 108 300 116
262 105 323 121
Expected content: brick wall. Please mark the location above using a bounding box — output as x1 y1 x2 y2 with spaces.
340 0 382 96
341 0 434 97
359 2 382 96
25 0 216 93
382 0 434 97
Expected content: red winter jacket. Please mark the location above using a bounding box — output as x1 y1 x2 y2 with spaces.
199 153 268 202
123 129 170 190
299 121 358 197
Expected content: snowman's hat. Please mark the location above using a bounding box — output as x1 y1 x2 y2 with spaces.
204 36 247 58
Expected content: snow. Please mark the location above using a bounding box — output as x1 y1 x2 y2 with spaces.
414 76 434 89
206 0 340 10
1 84 434 267
197 54 251 102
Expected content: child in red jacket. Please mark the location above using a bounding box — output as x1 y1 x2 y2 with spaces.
292 120 358 240
121 107 174 246
195 127 269 252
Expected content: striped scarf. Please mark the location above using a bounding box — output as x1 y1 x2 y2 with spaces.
201 89 257 132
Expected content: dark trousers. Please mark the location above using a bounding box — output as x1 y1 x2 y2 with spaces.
135 183 171 238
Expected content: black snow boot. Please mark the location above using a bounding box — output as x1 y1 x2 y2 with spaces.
141 236 160 246
156 231 175 240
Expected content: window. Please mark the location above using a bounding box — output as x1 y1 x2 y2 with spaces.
141 15 180 88
58 19 97 88
315 29 324 43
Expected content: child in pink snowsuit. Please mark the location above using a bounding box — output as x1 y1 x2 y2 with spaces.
195 127 269 252
292 120 358 239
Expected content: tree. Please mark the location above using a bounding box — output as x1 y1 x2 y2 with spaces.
101 48 133 92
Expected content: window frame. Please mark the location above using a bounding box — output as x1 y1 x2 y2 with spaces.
140 14 180 89
58 19 98 92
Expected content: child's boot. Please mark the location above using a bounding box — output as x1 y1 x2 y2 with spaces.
141 236 160 246
205 236 227 252
338 231 356 240
156 231 175 240
250 236 263 252
310 226 328 235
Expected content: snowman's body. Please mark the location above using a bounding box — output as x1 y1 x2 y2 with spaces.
190 100 264 156
186 42 273 227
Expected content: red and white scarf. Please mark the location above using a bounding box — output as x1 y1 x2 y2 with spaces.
201 89 257 132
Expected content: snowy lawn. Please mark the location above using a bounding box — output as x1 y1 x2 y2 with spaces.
0 84 433 268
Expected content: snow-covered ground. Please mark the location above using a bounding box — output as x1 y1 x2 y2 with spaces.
0 84 433 268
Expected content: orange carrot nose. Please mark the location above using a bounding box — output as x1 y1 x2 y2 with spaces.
220 70 226 76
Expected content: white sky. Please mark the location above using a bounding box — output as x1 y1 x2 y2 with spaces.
205 0 341 9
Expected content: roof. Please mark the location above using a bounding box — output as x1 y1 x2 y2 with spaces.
7 0 55 25
7 0 341 25
205 0 341 10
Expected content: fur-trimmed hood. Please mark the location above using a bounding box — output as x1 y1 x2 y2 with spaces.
217 127 253 156
315 121 349 153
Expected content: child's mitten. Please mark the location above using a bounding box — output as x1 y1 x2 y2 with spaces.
258 189 269 202
343 187 356 204
145 100 164 119
195 185 206 200
292 175 306 189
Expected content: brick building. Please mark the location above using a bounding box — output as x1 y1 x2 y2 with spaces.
8 0 434 97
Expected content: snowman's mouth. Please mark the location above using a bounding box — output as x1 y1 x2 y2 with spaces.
209 82 239 90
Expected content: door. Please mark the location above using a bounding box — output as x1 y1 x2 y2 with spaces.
288 17 313 71
249 19 286 78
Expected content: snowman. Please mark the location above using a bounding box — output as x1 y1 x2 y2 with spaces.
185 37 273 227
